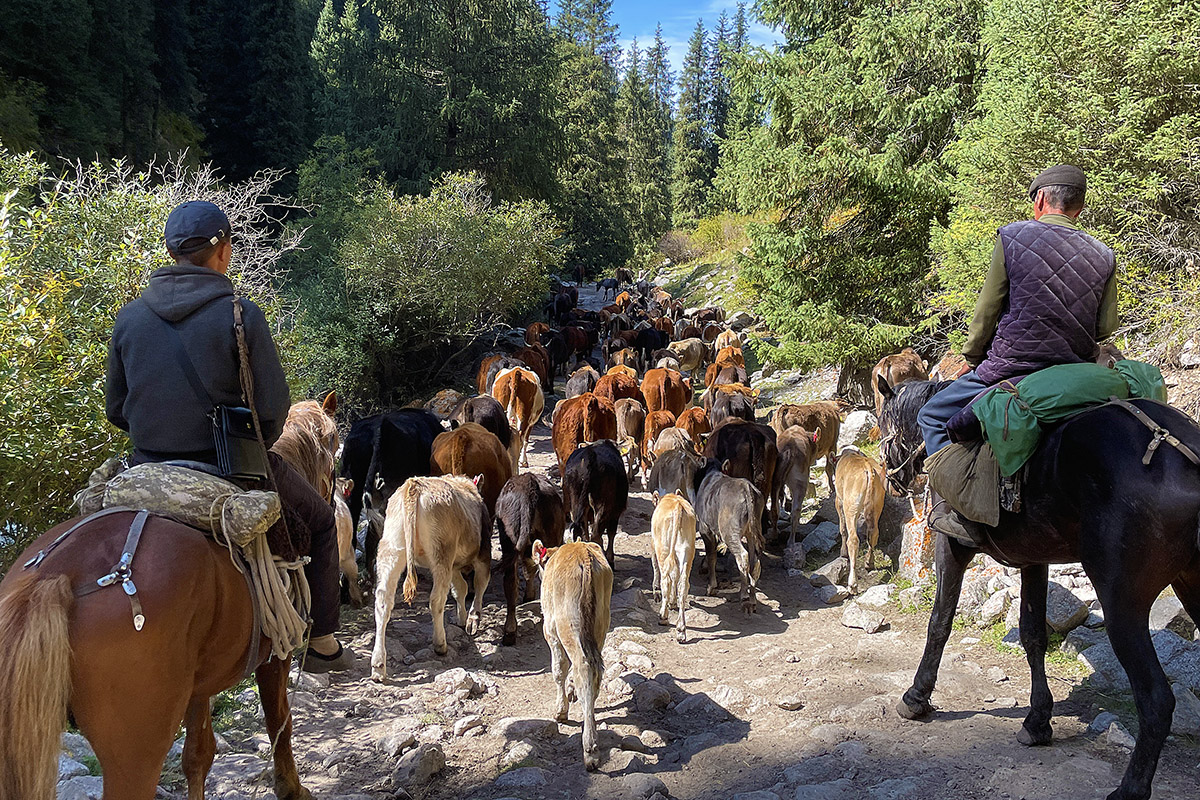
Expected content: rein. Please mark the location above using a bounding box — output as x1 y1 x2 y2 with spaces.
880 431 926 496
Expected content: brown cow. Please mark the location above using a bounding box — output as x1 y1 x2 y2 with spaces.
642 410 677 472
701 323 723 343
834 447 886 590
551 392 618 473
715 346 745 369
653 317 674 336
429 422 513 519
594 372 646 406
615 398 647 481
871 347 928 417
514 344 552 393
610 348 641 371
614 291 632 311
679 324 702 341
773 401 841 495
492 366 545 470
605 364 638 381
641 367 690 418
525 322 550 346
774 427 817 548
561 325 593 365
477 353 504 395
677 406 712 445
534 539 612 771
370 474 490 678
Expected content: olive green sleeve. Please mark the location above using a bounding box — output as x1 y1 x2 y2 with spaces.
1097 268 1118 340
961 237 1008 366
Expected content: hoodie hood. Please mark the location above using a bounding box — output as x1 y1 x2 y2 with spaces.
140 263 235 322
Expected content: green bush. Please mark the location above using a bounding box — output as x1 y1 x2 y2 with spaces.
0 148 300 572
293 171 563 410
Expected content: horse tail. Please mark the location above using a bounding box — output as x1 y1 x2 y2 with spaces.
0 574 73 800
402 481 421 604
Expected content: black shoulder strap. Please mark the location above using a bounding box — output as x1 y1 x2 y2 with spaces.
148 296 229 411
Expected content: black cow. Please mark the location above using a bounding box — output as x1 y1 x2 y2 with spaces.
634 327 670 367
562 440 629 566
484 357 525 394
703 419 779 541
450 395 513 453
596 277 619 300
495 474 565 646
709 391 756 427
541 331 570 377
340 409 444 583
693 460 764 611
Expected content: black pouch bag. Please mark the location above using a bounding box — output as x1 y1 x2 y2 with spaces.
211 404 270 481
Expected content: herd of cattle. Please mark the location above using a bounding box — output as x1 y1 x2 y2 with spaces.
328 273 947 769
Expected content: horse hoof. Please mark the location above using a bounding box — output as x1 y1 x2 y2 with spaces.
658 616 670 626
502 631 516 647
896 696 933 720
676 631 687 644
1017 725 1052 747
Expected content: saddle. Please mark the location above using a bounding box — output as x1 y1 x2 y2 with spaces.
60 457 312 667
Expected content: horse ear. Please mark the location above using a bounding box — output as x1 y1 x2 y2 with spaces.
321 391 338 415
876 373 894 401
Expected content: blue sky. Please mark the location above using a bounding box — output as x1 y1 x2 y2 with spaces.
551 1 781 80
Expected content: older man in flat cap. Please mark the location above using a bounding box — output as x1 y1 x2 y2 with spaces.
917 164 1118 542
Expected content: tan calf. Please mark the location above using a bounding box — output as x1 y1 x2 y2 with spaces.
334 478 363 608
492 366 544 469
615 398 647 481
713 328 740 354
773 428 817 548
871 347 928 417
534 540 613 770
371 475 490 680
642 410 677 472
773 401 841 495
833 447 886 590
650 492 697 642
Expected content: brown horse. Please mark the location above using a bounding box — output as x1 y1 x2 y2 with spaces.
0 393 338 800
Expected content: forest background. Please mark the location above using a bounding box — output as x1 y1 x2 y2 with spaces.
1 0 1198 567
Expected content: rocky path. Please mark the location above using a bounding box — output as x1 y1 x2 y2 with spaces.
57 285 1200 800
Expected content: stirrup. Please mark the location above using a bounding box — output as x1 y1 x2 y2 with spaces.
928 496 986 548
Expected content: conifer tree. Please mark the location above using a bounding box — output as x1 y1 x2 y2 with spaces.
727 1 763 136
708 11 733 168
671 19 712 228
617 41 671 243
645 25 675 152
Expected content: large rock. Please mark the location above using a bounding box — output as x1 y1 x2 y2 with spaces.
897 515 935 585
811 557 849 587
56 776 103 800
837 411 877 451
392 743 445 786
1081 629 1200 692
727 311 757 331
1150 595 1197 640
623 772 669 799
634 679 673 712
1045 580 1089 633
1061 626 1107 657
495 717 559 740
58 755 90 781
61 733 95 762
673 692 729 721
434 667 480 695
792 779 856 800
495 767 549 788
857 584 895 608
424 389 465 419
1172 684 1200 736
976 590 1009 628
841 603 886 634
801 522 841 556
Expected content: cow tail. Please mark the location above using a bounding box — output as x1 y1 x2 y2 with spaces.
364 421 385 506
450 430 467 475
401 481 421 604
578 556 604 678
505 379 521 435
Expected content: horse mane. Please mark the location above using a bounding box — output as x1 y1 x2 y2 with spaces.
273 401 338 498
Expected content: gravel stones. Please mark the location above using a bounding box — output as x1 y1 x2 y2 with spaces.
494 767 549 788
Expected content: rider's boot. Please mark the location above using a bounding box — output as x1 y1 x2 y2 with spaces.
927 490 987 548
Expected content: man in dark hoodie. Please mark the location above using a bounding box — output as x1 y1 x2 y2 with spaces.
106 200 353 672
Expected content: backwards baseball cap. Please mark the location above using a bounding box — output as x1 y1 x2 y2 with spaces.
1027 164 1087 201
164 200 232 254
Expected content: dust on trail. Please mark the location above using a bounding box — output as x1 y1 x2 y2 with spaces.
199 284 1196 800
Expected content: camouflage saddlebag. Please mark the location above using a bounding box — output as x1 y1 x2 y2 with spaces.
77 461 280 548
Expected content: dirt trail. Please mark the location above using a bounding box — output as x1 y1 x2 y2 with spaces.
192 284 1197 800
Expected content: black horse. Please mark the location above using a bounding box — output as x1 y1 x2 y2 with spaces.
877 376 1200 800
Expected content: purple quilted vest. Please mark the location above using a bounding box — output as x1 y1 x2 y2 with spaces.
976 219 1114 385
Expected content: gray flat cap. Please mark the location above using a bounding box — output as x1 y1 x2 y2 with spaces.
1028 164 1087 201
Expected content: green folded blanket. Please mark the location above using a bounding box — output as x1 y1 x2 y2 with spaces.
972 360 1167 477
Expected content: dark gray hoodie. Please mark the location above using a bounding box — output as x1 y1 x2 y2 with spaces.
106 263 291 464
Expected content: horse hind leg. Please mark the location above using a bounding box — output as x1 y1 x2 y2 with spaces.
897 534 975 720
1098 585 1174 800
182 695 217 800
256 657 311 800
1016 564 1054 746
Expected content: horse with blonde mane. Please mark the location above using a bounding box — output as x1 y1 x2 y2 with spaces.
0 392 338 800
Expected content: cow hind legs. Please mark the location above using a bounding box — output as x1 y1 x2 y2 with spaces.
430 570 451 656
549 637 570 723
